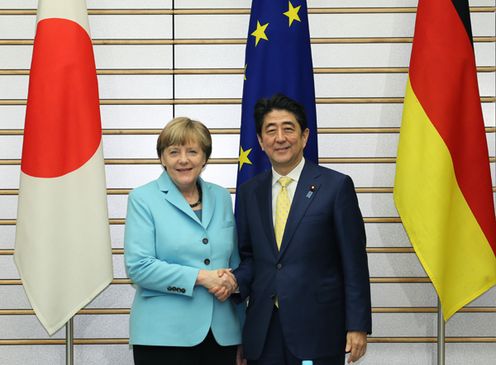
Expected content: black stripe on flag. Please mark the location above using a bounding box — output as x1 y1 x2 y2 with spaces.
451 0 474 46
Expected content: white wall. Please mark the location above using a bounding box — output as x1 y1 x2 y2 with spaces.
0 0 495 364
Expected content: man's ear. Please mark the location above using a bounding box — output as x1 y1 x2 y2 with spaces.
302 128 310 148
257 134 264 151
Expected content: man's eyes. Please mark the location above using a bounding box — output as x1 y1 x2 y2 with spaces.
265 127 294 134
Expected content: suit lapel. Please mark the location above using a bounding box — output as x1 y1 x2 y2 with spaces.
199 178 215 229
157 171 201 225
279 161 321 257
254 171 279 258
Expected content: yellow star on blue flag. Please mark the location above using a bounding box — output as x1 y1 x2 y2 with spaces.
238 147 253 171
283 1 301 27
251 21 269 46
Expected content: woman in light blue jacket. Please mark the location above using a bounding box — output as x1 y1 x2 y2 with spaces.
124 117 241 364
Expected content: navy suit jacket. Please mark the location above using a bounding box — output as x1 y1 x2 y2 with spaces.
234 161 372 360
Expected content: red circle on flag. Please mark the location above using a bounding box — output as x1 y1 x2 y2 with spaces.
21 18 102 178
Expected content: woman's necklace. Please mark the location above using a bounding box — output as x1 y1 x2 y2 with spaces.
189 185 202 208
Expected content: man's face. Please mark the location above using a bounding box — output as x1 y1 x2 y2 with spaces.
257 109 309 175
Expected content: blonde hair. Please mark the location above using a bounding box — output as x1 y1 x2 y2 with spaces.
156 117 212 162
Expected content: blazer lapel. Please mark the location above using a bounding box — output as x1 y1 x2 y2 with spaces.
254 171 279 258
198 178 215 229
157 171 201 225
279 161 321 257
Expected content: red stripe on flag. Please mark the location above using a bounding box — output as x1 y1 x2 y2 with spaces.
409 0 496 253
22 18 101 178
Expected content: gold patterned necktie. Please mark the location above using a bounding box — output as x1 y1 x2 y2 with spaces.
275 176 293 250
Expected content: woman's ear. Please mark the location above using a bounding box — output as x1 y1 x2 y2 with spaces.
159 154 167 170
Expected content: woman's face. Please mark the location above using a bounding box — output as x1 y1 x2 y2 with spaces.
160 140 206 191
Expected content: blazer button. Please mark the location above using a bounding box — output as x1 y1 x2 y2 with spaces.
202 238 209 244
276 263 282 270
204 258 211 265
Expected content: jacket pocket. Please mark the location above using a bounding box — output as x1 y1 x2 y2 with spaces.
316 282 343 303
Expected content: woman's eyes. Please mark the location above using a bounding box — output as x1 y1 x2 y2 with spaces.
168 149 198 155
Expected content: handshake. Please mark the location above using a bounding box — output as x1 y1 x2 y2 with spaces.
196 268 238 302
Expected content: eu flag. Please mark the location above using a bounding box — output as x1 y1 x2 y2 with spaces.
236 0 318 189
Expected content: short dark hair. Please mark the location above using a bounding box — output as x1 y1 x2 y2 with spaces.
254 93 307 136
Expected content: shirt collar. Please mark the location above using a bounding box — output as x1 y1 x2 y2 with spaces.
272 157 306 186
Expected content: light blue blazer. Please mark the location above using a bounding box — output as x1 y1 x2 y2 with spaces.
124 171 242 346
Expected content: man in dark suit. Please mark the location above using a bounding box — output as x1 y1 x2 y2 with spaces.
233 94 372 365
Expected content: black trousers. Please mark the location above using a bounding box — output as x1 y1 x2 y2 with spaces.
247 308 345 365
133 330 237 365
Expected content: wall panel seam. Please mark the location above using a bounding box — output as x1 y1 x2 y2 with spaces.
0 7 494 15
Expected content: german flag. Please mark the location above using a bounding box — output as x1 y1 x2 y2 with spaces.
394 0 496 320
